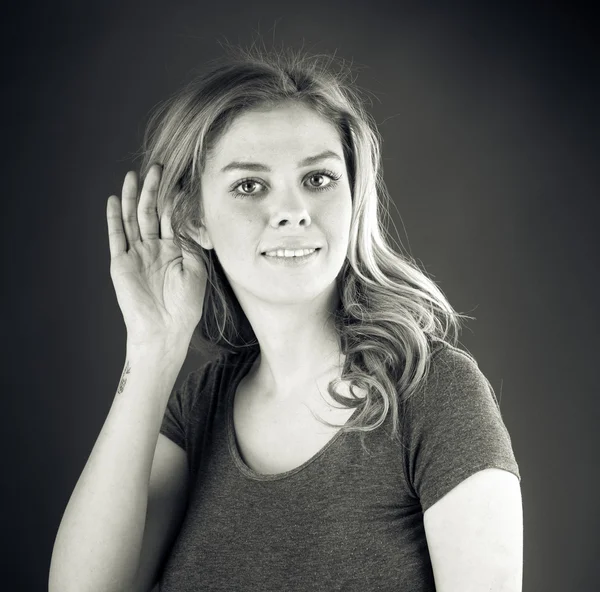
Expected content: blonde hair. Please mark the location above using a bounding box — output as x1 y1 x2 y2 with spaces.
137 43 473 451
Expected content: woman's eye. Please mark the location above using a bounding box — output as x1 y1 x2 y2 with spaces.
230 170 341 199
307 174 330 188
240 180 260 194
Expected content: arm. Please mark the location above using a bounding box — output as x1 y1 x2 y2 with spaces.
129 433 188 592
49 342 188 592
423 468 523 592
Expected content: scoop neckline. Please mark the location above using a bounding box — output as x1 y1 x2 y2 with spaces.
226 347 362 482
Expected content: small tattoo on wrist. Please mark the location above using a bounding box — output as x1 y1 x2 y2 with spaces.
117 360 132 394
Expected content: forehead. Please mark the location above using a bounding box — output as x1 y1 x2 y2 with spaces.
206 103 342 170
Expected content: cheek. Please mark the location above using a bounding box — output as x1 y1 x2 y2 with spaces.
211 211 259 256
323 195 352 238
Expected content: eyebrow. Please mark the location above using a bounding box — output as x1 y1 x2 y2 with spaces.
219 149 343 174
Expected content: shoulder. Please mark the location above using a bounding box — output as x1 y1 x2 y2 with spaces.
185 346 260 399
429 341 482 374
403 341 502 419
424 342 492 398
402 342 521 510
173 353 228 407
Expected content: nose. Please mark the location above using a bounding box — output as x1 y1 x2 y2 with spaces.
268 189 312 228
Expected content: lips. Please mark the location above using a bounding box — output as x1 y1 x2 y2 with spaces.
261 247 321 256
261 247 320 254
262 247 321 264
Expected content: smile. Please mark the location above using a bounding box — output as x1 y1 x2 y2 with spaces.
261 248 320 266
263 248 317 258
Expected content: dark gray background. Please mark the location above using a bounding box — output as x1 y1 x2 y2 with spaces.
2 1 598 590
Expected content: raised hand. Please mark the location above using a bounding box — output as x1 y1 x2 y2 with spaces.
106 164 208 348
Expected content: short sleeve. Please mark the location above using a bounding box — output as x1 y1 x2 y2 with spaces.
159 359 215 452
402 345 521 513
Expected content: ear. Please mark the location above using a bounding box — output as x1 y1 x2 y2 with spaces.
183 218 214 251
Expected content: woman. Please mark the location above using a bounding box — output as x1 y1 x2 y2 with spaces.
49 45 523 591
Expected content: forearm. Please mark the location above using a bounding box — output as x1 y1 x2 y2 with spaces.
49 343 187 592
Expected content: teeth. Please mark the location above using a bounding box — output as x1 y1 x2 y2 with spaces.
265 248 316 258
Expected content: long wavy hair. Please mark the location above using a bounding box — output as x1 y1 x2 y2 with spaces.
136 43 473 451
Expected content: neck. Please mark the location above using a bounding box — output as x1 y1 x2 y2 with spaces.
237 283 344 402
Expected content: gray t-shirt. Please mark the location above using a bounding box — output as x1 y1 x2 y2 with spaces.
157 342 521 591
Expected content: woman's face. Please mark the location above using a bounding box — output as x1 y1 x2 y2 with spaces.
195 101 353 306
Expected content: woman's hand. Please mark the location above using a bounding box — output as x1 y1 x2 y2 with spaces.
106 163 208 348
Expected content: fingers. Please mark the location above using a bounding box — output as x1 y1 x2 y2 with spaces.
106 195 127 258
107 163 170 260
120 170 141 245
138 164 162 241
160 187 175 240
